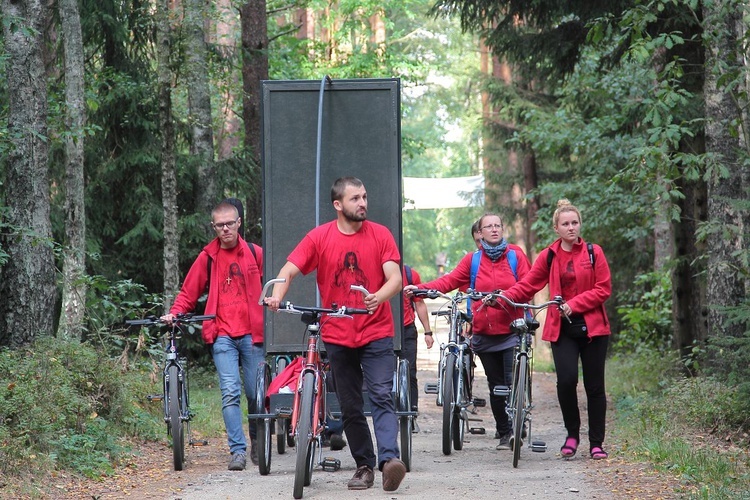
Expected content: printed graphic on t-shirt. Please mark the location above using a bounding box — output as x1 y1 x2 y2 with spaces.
333 251 370 303
561 257 577 298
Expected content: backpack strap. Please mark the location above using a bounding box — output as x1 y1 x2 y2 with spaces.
506 249 518 281
404 265 413 286
546 243 595 269
467 250 482 316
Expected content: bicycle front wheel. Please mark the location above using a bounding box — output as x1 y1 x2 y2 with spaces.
441 352 457 455
294 371 315 499
167 364 185 471
512 354 528 468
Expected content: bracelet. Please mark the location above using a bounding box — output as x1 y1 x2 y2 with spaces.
424 331 433 336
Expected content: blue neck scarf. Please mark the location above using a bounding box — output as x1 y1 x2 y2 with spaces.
481 238 508 261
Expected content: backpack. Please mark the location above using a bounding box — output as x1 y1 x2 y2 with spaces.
467 248 519 316
546 242 595 269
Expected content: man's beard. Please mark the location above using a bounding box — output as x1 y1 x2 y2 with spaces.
342 206 367 222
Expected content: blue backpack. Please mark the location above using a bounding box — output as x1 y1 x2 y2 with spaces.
467 248 518 316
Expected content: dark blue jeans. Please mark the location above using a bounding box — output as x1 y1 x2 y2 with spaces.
324 337 399 470
551 334 609 449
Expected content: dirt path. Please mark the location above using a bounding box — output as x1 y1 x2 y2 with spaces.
56 300 683 499
65 362 677 499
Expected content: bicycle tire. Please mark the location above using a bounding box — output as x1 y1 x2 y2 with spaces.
294 371 315 499
512 354 528 468
277 418 288 455
397 359 412 471
168 364 185 471
452 356 469 451
256 362 272 475
442 352 457 455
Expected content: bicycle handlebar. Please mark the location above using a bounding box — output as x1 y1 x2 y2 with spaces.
465 289 569 321
258 278 370 317
411 288 467 302
125 313 215 326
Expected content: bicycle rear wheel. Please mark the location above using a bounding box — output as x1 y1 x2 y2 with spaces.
512 355 528 468
255 362 272 475
441 352 456 455
397 358 412 471
294 372 315 499
167 364 185 471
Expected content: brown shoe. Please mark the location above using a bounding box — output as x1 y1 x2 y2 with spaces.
381 458 406 492
347 465 374 490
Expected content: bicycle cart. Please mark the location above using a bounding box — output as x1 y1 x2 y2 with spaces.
249 279 415 499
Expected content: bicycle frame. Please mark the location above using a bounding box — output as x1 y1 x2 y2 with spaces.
289 320 326 447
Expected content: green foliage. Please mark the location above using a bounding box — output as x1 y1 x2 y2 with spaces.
616 270 673 352
608 354 750 498
0 338 161 479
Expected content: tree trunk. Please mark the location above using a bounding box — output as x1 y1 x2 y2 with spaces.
702 2 747 339
185 0 216 237
158 0 179 311
0 0 57 346
240 0 268 245
522 151 539 258
57 0 87 341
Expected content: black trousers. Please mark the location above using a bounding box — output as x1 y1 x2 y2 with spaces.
476 347 514 436
550 334 609 449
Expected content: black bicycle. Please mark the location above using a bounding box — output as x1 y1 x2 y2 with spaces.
416 289 485 455
125 313 214 471
467 290 564 467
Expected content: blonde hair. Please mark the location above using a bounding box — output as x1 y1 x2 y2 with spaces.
552 199 581 228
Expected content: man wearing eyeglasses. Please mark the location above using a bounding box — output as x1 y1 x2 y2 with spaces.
164 200 264 472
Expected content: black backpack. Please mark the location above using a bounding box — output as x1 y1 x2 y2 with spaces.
547 243 595 268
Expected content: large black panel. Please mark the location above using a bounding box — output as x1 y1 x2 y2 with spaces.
261 78 402 354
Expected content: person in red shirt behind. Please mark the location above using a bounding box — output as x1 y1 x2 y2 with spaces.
162 200 264 472
264 177 407 493
501 199 612 461
401 265 434 433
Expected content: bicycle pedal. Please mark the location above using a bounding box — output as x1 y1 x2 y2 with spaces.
424 382 439 394
469 427 485 435
190 439 209 447
472 398 486 407
321 457 341 472
146 394 164 402
277 407 293 418
492 385 510 397
531 440 547 453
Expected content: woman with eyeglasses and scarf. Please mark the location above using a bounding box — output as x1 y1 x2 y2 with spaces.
405 213 531 451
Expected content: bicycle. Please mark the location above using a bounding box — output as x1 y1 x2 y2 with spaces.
125 313 214 471
255 278 369 499
467 290 564 468
416 289 486 455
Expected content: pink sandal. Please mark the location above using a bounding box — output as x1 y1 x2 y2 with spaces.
560 437 578 458
590 446 608 460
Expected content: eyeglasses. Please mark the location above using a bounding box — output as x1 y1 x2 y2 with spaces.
481 224 503 231
212 219 239 230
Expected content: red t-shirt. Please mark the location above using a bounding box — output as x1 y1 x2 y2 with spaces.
402 266 423 326
287 220 401 348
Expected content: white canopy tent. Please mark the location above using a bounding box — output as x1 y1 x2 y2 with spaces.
403 175 484 210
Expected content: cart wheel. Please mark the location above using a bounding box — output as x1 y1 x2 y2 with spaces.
396 358 412 472
277 417 288 455
255 361 272 475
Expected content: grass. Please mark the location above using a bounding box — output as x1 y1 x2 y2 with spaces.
606 350 750 499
